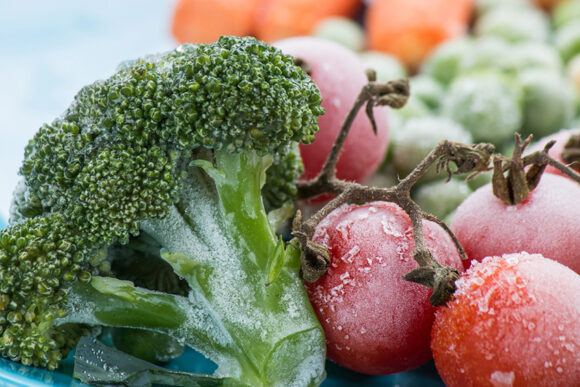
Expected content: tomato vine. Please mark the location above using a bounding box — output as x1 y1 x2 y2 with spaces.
293 73 580 306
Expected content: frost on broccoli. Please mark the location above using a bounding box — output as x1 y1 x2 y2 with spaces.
0 36 326 386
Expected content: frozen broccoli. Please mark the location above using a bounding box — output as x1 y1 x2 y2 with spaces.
0 36 326 386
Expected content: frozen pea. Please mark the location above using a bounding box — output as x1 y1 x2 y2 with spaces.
390 94 431 126
367 161 398 189
475 0 531 15
552 0 580 29
569 114 580 128
554 21 580 63
474 5 550 43
312 17 365 52
442 71 523 144
443 210 456 226
387 110 405 142
457 36 518 76
359 51 407 83
409 75 446 111
511 41 563 73
566 53 580 93
392 116 473 183
421 37 473 85
518 68 576 138
413 178 472 219
498 138 517 158
388 96 431 148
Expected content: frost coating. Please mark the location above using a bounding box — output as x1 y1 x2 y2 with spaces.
489 370 515 387
432 252 580 387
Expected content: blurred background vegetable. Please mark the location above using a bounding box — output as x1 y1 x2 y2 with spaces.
365 0 473 71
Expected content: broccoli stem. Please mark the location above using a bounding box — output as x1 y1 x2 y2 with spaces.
194 150 280 274
64 150 325 387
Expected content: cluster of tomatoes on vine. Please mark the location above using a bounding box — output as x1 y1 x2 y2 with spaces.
277 36 580 386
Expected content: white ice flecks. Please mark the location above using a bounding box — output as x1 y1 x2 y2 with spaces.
380 217 404 238
335 219 353 241
396 242 409 262
340 245 361 264
489 370 515 387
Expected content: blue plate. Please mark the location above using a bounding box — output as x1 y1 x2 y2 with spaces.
0 347 445 387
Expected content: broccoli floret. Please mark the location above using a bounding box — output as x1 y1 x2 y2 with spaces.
262 142 304 212
0 214 105 369
1 36 326 386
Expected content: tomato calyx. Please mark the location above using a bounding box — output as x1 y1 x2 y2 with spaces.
561 132 580 170
291 210 331 283
491 134 543 205
492 133 580 205
403 260 460 307
436 142 495 182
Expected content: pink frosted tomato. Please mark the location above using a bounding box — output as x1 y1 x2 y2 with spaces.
450 173 580 274
274 37 390 185
305 201 463 375
432 252 580 387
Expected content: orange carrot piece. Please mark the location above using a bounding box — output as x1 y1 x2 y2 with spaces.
254 0 362 43
365 0 473 71
172 0 261 44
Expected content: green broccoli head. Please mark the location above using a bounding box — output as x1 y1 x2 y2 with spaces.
1 36 326 383
15 36 321 244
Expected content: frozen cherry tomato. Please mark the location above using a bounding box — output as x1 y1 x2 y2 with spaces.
305 201 463 375
450 173 580 274
432 252 580 387
274 37 390 187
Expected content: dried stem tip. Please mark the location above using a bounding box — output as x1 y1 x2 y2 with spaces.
403 264 461 307
562 133 580 168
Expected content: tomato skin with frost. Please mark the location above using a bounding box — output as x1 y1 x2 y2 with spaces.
431 252 580 387
450 173 580 274
274 37 389 185
305 201 463 375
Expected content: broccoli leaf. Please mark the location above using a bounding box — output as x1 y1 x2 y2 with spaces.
74 337 232 387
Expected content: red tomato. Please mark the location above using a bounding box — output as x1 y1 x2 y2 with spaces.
450 173 580 275
527 128 580 178
305 201 463 375
432 252 580 387
274 37 390 186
